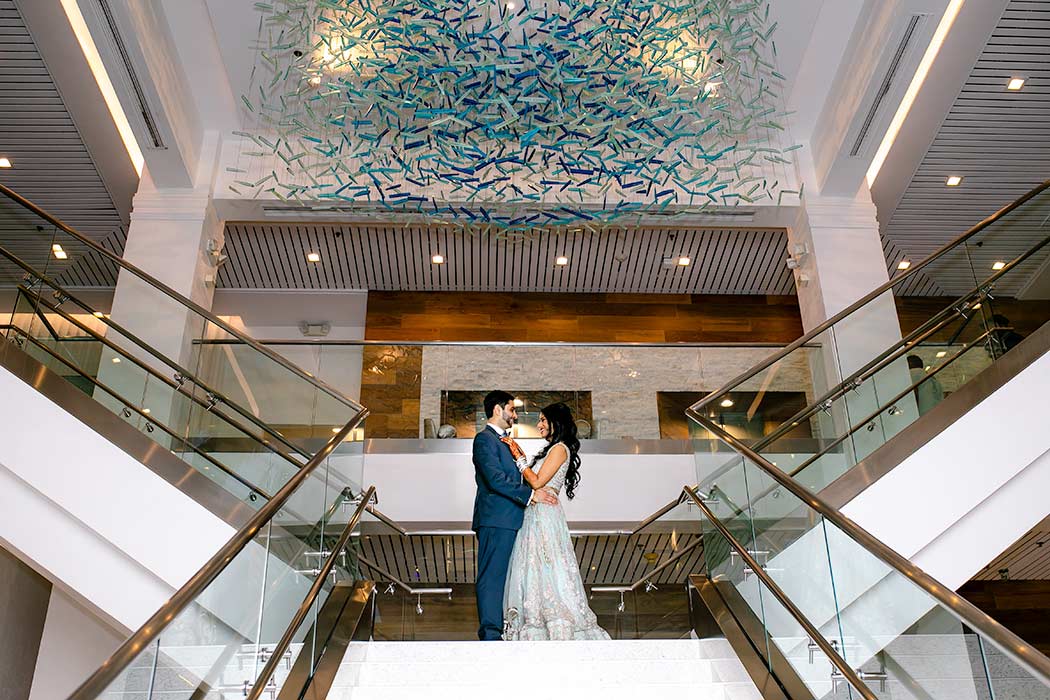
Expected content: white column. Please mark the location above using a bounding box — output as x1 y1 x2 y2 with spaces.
789 186 917 464
98 174 224 446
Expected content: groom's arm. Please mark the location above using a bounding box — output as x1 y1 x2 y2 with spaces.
473 435 532 507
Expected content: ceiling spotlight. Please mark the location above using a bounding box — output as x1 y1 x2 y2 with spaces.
1007 77 1025 91
720 398 734 408
555 256 569 266
431 254 445 265
332 427 340 433
506 1 516 8
945 176 963 187
677 256 691 266
897 260 911 270
992 261 1006 271
93 311 104 318
308 76 322 86
306 252 321 263
142 408 151 415
513 398 524 408
0 157 11 168
52 244 68 260
111 357 121 364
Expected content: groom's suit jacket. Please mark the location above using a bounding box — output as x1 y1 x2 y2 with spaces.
471 426 532 531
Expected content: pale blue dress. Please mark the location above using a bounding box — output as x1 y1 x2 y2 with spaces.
502 444 610 641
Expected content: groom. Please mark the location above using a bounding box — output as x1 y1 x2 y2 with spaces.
472 390 557 640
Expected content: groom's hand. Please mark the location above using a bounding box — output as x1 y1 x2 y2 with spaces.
532 489 558 506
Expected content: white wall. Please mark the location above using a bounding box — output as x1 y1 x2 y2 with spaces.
29 588 124 700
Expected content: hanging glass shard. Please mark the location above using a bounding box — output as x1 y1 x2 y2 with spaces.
237 0 799 230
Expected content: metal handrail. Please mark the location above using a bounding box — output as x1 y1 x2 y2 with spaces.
245 486 376 700
11 283 306 471
689 178 1050 415
681 486 879 700
691 224 1050 495
590 535 705 594
3 325 273 501
196 338 807 349
4 263 310 462
684 413 1050 686
0 182 363 414
67 405 369 700
357 553 453 596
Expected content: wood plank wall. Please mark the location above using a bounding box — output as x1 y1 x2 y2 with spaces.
959 580 1050 657
364 292 805 343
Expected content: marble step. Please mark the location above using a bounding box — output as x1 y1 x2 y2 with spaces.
344 638 742 664
326 682 763 700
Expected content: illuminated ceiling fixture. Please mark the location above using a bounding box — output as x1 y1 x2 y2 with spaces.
992 261 1005 271
555 256 569 266
431 254 445 265
59 0 144 176
93 311 105 318
945 175 963 187
306 252 321 262
720 398 734 408
0 157 11 168
513 398 524 408
897 260 911 270
866 0 966 187
677 256 691 266
52 244 68 260
111 357 121 364
1007 77 1025 91
936 351 947 358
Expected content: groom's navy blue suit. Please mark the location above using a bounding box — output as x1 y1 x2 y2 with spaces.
472 425 532 640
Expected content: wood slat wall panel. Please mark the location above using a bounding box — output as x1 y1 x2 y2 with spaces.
363 291 805 344
219 223 795 295
0 0 126 288
883 0 1050 297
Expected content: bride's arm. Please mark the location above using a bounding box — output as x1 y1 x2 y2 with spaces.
519 443 568 490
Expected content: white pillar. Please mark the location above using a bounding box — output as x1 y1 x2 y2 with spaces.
98 173 224 449
789 186 918 465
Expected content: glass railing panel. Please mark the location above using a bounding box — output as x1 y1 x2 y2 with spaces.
688 438 1050 699
86 445 365 700
693 183 1050 490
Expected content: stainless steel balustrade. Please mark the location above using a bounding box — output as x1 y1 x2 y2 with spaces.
67 412 369 700
0 182 363 416
681 486 880 700
689 177 1050 416
244 486 376 700
686 412 1050 686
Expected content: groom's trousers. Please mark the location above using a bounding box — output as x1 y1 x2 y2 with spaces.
475 526 518 640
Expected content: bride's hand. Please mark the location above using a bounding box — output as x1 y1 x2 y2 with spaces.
532 489 558 506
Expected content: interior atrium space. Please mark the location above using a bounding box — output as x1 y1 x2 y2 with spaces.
2 0 1050 699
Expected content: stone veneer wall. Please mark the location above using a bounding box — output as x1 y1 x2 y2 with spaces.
418 345 816 439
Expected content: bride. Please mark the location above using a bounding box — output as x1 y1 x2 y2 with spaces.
502 402 610 641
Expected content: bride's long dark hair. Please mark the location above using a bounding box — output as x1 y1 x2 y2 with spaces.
530 402 582 499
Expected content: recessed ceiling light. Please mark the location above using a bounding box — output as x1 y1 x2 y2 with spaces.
506 1 516 8
306 252 321 263
332 427 340 433
0 157 11 168
93 311 104 318
111 357 121 364
309 76 322 86
897 260 911 270
555 256 569 266
677 256 691 266
936 351 947 358
945 176 963 187
720 398 734 408
992 261 1005 271
972 302 982 309
1007 77 1025 91
142 408 151 415
52 245 68 260
431 254 445 264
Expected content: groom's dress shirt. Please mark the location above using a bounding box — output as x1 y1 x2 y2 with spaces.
486 424 534 506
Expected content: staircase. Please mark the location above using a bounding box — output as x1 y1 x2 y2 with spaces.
327 640 761 700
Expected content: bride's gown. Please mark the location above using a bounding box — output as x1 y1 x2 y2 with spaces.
502 444 610 640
